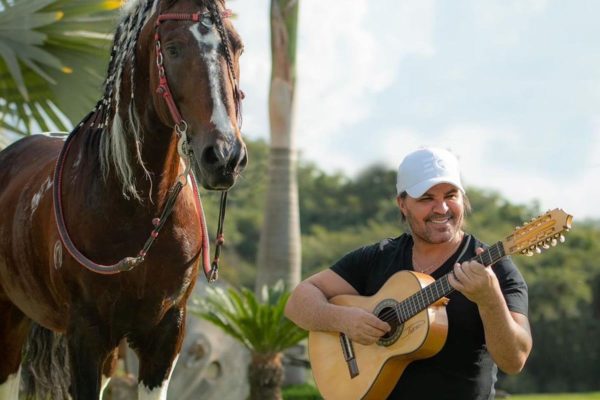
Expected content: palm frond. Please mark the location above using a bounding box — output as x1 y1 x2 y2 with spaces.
0 0 120 137
190 282 308 355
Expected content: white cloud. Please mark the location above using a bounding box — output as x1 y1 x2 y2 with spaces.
234 0 436 139
232 0 271 137
470 0 549 46
293 0 436 166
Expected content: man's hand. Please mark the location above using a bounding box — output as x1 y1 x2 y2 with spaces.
339 307 391 345
448 247 500 307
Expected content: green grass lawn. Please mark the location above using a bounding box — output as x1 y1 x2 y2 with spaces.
282 384 600 400
512 394 600 400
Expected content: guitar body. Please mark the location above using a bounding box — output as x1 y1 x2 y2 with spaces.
308 270 449 400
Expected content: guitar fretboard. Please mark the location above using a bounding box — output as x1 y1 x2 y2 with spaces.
393 241 506 323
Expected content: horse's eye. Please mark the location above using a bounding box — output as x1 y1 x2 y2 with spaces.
165 45 180 58
201 14 214 28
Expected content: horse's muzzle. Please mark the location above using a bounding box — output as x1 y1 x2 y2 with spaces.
193 138 247 190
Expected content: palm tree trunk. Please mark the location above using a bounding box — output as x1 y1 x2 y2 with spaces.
247 353 284 400
256 147 302 290
256 0 301 292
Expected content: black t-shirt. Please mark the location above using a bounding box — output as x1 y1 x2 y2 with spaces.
330 233 528 400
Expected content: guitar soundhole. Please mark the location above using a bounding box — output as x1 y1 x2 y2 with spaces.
374 300 403 346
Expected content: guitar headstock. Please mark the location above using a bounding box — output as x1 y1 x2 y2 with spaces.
502 208 573 257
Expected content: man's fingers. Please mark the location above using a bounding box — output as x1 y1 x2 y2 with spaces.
371 318 391 333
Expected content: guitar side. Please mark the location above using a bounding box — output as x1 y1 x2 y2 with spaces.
308 270 449 400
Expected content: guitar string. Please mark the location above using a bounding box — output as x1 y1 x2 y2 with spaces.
375 243 504 325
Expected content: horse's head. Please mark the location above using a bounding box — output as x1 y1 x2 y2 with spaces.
150 0 247 190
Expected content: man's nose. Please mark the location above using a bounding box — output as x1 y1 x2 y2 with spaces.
433 199 449 214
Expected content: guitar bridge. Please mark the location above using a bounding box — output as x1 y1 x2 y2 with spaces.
340 333 359 378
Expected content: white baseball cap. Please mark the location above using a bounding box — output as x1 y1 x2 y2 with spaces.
396 147 464 197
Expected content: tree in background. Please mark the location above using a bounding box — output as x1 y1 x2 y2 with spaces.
0 0 119 141
255 0 301 292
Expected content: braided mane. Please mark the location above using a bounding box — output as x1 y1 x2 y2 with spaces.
72 0 158 201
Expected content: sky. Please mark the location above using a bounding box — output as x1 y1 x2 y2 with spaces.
231 0 600 222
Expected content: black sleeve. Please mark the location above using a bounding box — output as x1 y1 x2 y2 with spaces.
494 256 529 317
330 243 379 295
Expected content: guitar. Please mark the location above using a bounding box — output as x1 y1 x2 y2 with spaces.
308 208 573 400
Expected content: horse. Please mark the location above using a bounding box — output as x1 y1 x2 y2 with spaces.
0 0 246 398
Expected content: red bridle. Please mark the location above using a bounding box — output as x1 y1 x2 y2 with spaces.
152 8 240 282
154 9 242 130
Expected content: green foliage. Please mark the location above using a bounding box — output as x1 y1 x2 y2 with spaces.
0 0 119 134
190 281 308 355
282 383 322 400
511 394 600 400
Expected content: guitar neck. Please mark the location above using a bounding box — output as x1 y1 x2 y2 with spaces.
395 241 506 323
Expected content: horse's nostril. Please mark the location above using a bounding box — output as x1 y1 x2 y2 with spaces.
201 142 246 172
238 148 248 170
202 146 220 166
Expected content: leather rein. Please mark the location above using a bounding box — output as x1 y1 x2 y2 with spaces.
53 8 240 283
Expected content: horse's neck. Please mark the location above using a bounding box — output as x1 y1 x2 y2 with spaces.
70 111 179 212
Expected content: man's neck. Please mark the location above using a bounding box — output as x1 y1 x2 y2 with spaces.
412 231 465 264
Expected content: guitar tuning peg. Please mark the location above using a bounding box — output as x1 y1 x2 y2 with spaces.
515 225 521 230
526 250 534 257
535 247 542 254
559 234 566 243
540 241 549 249
550 238 557 247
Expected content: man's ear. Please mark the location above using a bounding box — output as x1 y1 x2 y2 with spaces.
396 195 406 218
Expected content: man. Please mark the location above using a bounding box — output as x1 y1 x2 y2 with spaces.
285 147 532 399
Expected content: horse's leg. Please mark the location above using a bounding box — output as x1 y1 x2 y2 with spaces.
134 307 185 400
0 301 30 400
99 347 119 399
67 313 114 400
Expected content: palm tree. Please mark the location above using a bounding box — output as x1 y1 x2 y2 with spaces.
255 0 301 292
191 281 308 400
0 0 119 139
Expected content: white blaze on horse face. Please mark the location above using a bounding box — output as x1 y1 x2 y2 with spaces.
0 365 21 400
189 24 235 142
30 177 53 217
138 354 179 400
